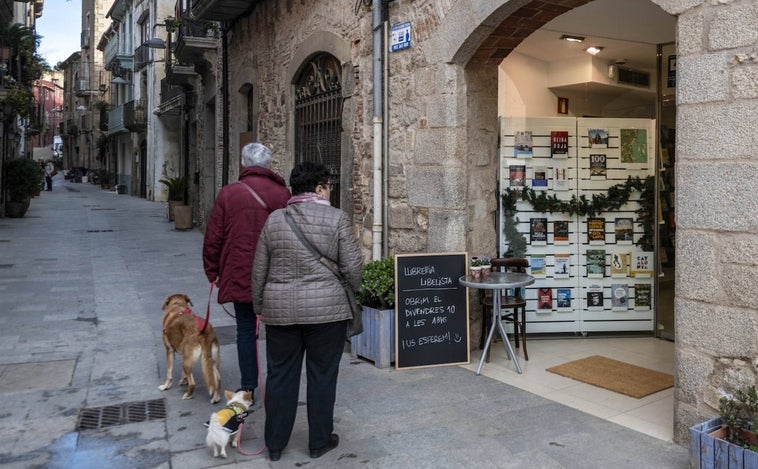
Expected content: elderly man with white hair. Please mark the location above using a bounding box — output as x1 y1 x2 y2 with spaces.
203 142 290 399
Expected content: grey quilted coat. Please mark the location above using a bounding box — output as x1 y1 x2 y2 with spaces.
252 201 363 325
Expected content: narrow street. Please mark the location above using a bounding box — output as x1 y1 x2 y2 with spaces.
0 177 688 468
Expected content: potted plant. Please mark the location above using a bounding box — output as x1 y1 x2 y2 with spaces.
690 385 758 468
470 256 484 279
2 157 43 217
352 257 395 368
480 256 492 277
159 175 188 222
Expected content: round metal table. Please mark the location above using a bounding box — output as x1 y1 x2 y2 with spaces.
459 271 535 374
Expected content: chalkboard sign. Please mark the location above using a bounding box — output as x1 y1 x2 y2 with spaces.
395 252 469 369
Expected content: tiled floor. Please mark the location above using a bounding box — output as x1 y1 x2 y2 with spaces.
460 336 675 442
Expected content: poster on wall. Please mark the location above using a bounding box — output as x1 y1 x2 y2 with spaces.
553 167 569 191
537 288 553 311
551 131 569 157
611 283 629 311
532 166 549 190
634 283 652 309
554 253 570 278
587 217 606 245
509 164 526 188
556 288 572 310
586 249 606 278
554 220 570 244
530 218 548 245
590 154 607 179
587 284 604 309
614 217 634 244
610 251 630 278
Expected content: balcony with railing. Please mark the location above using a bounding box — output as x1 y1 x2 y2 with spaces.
173 18 218 64
134 44 151 71
124 99 146 133
103 35 134 74
156 78 183 116
107 105 127 136
192 0 260 21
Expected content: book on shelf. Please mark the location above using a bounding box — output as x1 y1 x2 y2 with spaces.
530 254 546 276
589 153 607 179
556 288 572 309
634 283 652 310
553 253 570 278
509 164 526 188
532 166 548 190
551 131 569 158
588 128 608 148
610 251 630 278
537 288 553 311
587 284 604 309
586 249 606 277
620 128 648 164
514 131 533 158
614 217 634 244
553 220 570 244
631 252 654 277
611 283 629 311
553 167 569 191
530 217 548 245
587 217 605 244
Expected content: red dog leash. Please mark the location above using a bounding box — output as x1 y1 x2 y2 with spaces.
200 281 216 333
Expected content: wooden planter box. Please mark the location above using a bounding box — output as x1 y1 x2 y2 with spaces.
350 306 395 369
690 417 758 469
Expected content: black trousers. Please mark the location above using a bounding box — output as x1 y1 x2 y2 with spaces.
264 320 347 452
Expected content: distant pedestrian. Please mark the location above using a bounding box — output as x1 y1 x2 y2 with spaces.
44 160 54 191
253 161 363 462
202 143 290 399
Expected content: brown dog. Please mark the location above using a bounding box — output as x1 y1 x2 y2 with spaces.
158 294 221 403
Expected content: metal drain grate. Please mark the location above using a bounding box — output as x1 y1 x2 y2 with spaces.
86 229 114 233
77 398 167 430
0 264 12 268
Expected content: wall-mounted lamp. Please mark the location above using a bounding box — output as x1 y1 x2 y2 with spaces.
76 105 88 111
143 37 166 49
585 46 604 56
111 77 129 85
561 35 585 43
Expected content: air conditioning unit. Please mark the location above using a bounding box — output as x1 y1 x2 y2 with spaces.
608 65 650 88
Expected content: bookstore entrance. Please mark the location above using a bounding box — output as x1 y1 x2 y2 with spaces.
495 0 677 341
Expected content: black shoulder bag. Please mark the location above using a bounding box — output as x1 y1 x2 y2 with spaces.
283 210 363 338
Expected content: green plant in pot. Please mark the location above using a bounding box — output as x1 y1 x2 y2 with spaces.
159 175 188 222
357 257 395 310
353 257 396 368
3 157 43 217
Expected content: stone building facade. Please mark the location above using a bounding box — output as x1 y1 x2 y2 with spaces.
207 0 758 445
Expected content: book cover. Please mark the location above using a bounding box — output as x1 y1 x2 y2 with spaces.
589 153 607 179
634 283 652 309
620 128 648 164
587 284 604 309
530 217 548 244
556 288 572 309
509 164 526 188
614 217 634 244
514 131 533 158
610 251 630 278
530 254 546 276
587 217 606 244
551 130 569 157
532 166 548 190
537 288 553 310
553 167 569 191
631 252 654 277
586 249 605 277
553 253 570 278
611 283 629 310
588 128 608 148
553 220 570 244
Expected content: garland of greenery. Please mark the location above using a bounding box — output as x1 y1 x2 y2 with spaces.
501 175 655 255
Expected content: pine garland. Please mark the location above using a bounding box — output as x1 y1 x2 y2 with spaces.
501 175 655 253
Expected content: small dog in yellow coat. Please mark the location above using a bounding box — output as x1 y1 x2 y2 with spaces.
206 389 254 458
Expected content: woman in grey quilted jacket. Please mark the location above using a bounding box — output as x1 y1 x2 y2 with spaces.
252 161 363 462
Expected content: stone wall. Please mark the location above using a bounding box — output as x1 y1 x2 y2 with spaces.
668 0 758 445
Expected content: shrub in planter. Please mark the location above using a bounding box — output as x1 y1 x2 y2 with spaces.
159 175 187 221
352 257 396 368
3 158 43 218
690 385 758 468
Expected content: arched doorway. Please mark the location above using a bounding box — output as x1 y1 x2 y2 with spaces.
293 52 343 208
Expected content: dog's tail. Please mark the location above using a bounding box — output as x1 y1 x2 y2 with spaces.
202 339 221 403
205 413 225 448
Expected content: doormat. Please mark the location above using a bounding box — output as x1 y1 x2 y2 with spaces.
546 355 674 398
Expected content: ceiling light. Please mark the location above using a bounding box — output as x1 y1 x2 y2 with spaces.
585 46 604 55
111 77 128 85
561 35 584 43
